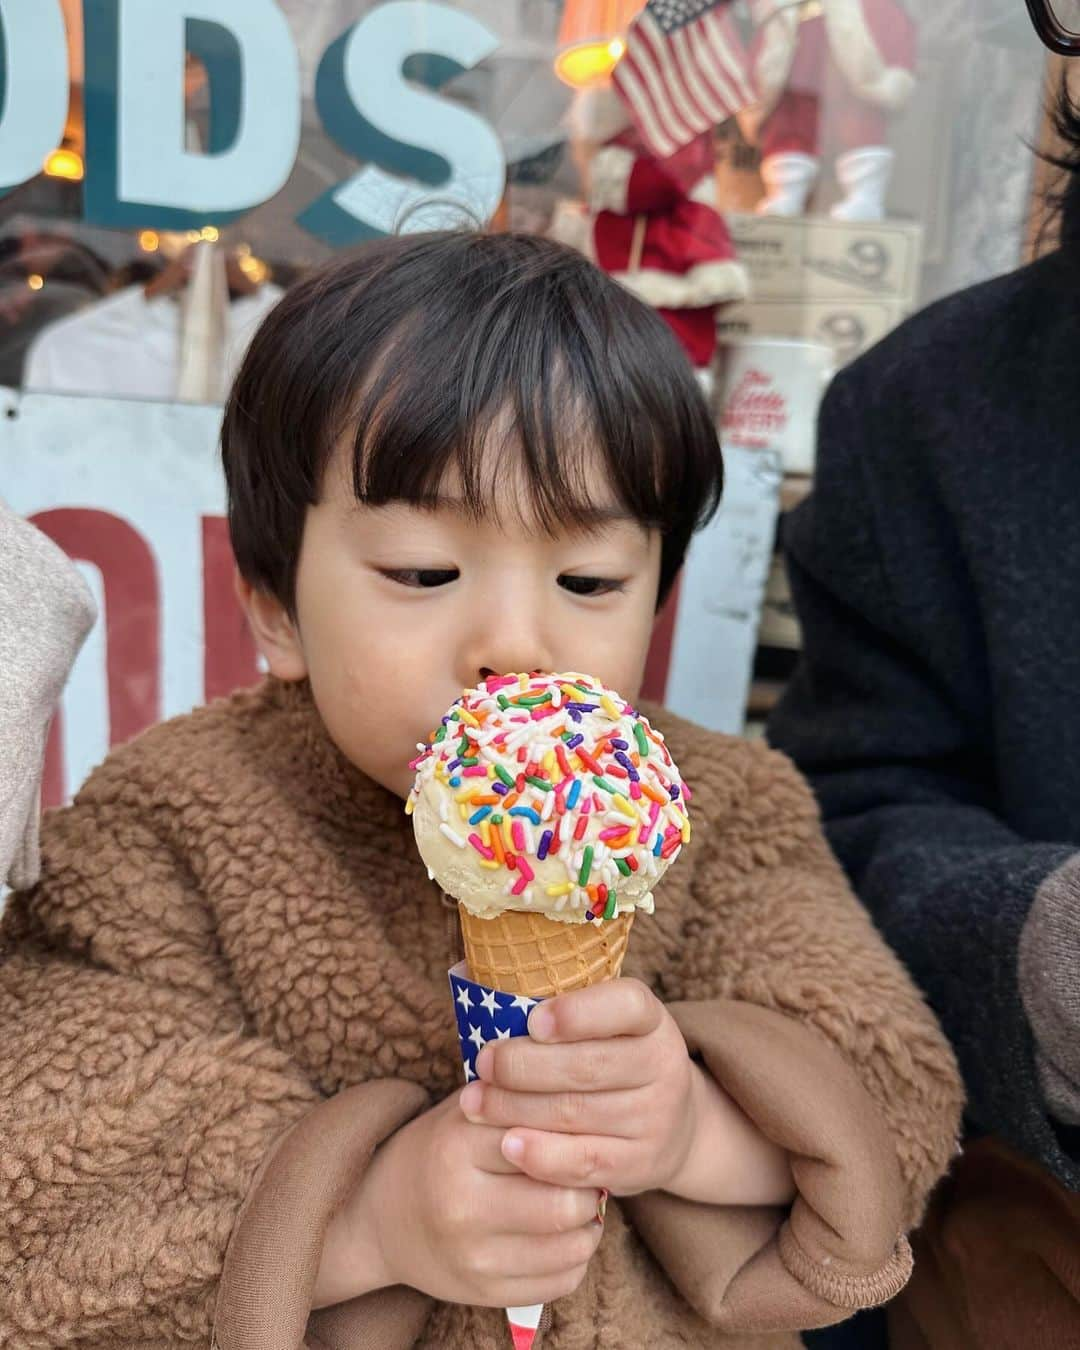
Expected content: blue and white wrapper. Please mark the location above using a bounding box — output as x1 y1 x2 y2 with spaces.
448 961 548 1348
449 960 546 1081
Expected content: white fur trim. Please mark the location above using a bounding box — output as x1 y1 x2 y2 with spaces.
610 259 750 308
824 0 916 111
859 67 915 111
588 145 635 214
689 173 718 208
568 84 632 145
750 1 801 119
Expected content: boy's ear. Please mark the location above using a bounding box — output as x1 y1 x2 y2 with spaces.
233 568 308 681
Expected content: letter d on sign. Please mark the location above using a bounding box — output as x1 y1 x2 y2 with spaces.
83 0 300 228
0 0 69 197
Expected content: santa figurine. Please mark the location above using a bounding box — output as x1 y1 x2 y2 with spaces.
740 0 917 220
553 84 748 385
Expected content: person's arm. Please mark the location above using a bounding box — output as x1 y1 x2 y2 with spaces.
617 734 964 1334
664 1058 796 1207
768 367 1080 1186
0 760 431 1350
0 498 96 890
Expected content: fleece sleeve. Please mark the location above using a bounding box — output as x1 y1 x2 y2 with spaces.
0 782 430 1350
624 740 964 1334
768 370 1080 1188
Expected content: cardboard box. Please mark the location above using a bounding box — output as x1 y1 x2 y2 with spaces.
728 213 923 305
718 295 912 367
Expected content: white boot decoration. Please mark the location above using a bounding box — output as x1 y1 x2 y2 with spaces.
830 146 895 222
756 152 820 217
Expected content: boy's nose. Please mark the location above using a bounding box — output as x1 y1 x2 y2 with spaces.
462 608 554 691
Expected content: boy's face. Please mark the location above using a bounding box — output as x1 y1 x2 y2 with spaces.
240 444 663 800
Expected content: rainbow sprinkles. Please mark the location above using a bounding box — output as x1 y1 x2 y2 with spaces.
407 672 691 925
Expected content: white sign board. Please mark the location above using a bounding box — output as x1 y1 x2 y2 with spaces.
663 444 780 732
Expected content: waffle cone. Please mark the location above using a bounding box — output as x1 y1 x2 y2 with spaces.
459 905 634 997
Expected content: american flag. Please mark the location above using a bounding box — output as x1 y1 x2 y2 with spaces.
613 0 755 160
449 963 548 1349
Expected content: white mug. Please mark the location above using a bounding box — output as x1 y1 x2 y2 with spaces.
716 337 834 476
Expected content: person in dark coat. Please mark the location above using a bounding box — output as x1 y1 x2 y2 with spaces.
769 77 1080 1350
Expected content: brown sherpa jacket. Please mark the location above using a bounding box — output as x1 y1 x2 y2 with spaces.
0 678 963 1349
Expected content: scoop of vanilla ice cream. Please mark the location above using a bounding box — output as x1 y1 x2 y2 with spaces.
407 672 690 924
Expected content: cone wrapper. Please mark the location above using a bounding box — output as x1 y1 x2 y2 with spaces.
449 961 547 1347
449 960 546 1082
506 1301 544 1349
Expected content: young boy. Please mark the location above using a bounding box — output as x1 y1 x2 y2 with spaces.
0 232 962 1350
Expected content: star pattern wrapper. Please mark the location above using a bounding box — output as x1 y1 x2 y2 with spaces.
449 961 548 1349
449 961 543 1080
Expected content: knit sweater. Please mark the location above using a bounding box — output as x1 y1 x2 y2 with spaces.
768 241 1080 1190
0 678 962 1349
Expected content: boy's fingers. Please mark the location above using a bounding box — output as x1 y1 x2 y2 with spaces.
464 1118 529 1174
501 1127 635 1191
491 1231 607 1279
527 979 662 1044
475 1036 658 1093
483 1225 602 1280
494 1174 605 1235
476 1265 594 1310
462 1082 640 1137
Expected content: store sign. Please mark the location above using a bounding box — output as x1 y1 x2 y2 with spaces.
0 391 776 807
0 0 505 243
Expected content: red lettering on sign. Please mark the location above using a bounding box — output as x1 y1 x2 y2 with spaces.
202 516 260 701
32 508 161 808
641 575 681 705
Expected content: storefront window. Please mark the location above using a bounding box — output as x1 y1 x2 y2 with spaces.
0 0 1062 796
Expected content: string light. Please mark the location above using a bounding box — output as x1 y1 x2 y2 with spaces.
27 275 44 291
43 148 84 181
554 0 644 88
237 254 270 284
138 230 160 252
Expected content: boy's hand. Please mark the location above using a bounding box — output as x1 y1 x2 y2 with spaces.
460 979 699 1197
318 1092 603 1310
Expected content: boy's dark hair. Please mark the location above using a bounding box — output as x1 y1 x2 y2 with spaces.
221 231 723 614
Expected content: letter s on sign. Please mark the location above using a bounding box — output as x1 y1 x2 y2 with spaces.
298 0 505 246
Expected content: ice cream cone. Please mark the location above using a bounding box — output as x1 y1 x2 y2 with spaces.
420 674 689 1350
459 904 634 997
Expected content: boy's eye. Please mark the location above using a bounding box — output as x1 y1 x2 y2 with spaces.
558 575 625 597
382 568 459 588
